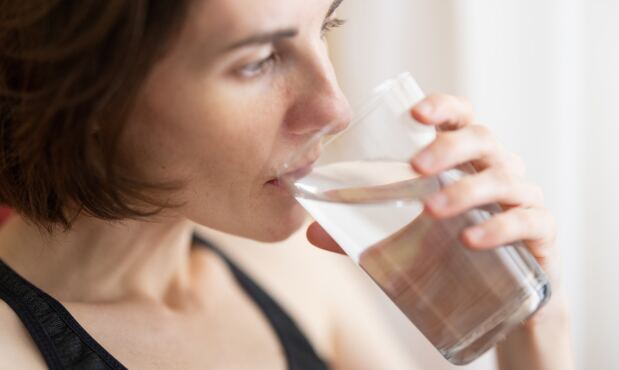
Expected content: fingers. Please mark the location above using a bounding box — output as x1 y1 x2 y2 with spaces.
311 92 554 275
306 221 346 255
411 94 474 131
424 168 545 219
411 124 503 175
461 207 557 261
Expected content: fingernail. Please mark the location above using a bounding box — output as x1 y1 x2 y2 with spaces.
427 193 449 210
416 100 434 117
466 227 486 244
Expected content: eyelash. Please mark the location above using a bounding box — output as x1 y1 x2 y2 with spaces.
321 17 347 38
238 17 347 79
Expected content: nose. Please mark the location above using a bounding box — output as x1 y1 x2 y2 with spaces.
284 61 352 138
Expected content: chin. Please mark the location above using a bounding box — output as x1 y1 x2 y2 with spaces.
250 202 309 243
189 192 309 244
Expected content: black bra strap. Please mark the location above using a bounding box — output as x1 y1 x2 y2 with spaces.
0 233 330 370
0 260 127 370
0 283 64 369
192 234 330 370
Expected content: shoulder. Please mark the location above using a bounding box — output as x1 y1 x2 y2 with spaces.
194 222 363 311
0 300 48 369
194 222 362 360
194 221 358 293
194 222 419 370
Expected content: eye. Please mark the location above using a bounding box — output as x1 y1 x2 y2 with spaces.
321 17 346 39
238 52 279 79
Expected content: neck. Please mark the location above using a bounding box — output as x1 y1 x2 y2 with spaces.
0 214 197 305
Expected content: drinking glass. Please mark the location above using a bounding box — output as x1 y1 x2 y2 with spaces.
276 72 551 365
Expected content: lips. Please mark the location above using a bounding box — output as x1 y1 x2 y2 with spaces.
282 159 317 179
267 157 318 186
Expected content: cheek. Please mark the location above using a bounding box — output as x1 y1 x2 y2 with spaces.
124 77 276 185
124 65 306 240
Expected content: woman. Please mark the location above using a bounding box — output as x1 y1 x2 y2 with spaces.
0 0 574 369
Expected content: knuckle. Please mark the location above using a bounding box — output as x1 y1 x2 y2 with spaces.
427 93 451 106
518 181 544 206
491 215 517 237
430 94 472 113
534 208 557 244
471 125 500 153
492 167 517 185
509 152 527 175
515 209 536 234
436 131 458 150
486 215 514 240
491 169 518 200
496 211 529 239
471 124 493 139
453 177 479 199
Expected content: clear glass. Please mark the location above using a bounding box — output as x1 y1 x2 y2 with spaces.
276 72 551 365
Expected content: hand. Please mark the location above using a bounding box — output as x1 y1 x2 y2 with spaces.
308 93 559 286
306 94 574 369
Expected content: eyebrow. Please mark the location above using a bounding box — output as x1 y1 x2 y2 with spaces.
326 0 344 19
224 0 345 51
225 28 299 51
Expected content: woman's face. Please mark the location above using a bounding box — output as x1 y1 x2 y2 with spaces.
122 0 351 242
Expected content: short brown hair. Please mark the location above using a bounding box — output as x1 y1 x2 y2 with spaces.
0 1 191 230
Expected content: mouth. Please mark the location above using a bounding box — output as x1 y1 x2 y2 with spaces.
266 179 285 189
266 157 319 188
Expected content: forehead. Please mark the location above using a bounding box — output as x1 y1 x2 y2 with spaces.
155 0 338 69
187 0 327 41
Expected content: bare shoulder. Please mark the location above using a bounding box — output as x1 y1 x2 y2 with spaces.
195 221 357 287
194 223 419 370
194 222 362 306
0 300 47 369
194 222 363 360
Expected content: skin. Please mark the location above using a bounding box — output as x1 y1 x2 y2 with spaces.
0 0 574 369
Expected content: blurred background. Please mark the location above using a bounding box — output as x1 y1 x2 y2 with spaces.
327 1 618 369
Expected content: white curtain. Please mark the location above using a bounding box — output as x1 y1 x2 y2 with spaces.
329 1 619 369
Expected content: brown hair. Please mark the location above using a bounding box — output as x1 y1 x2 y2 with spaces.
0 1 191 230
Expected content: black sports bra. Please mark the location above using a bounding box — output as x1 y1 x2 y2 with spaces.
0 233 331 370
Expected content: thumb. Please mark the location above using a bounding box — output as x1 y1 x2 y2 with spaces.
306 221 346 255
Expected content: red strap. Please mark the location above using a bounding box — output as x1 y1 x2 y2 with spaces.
0 207 12 225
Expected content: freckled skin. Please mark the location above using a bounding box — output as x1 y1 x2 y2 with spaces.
121 0 352 243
